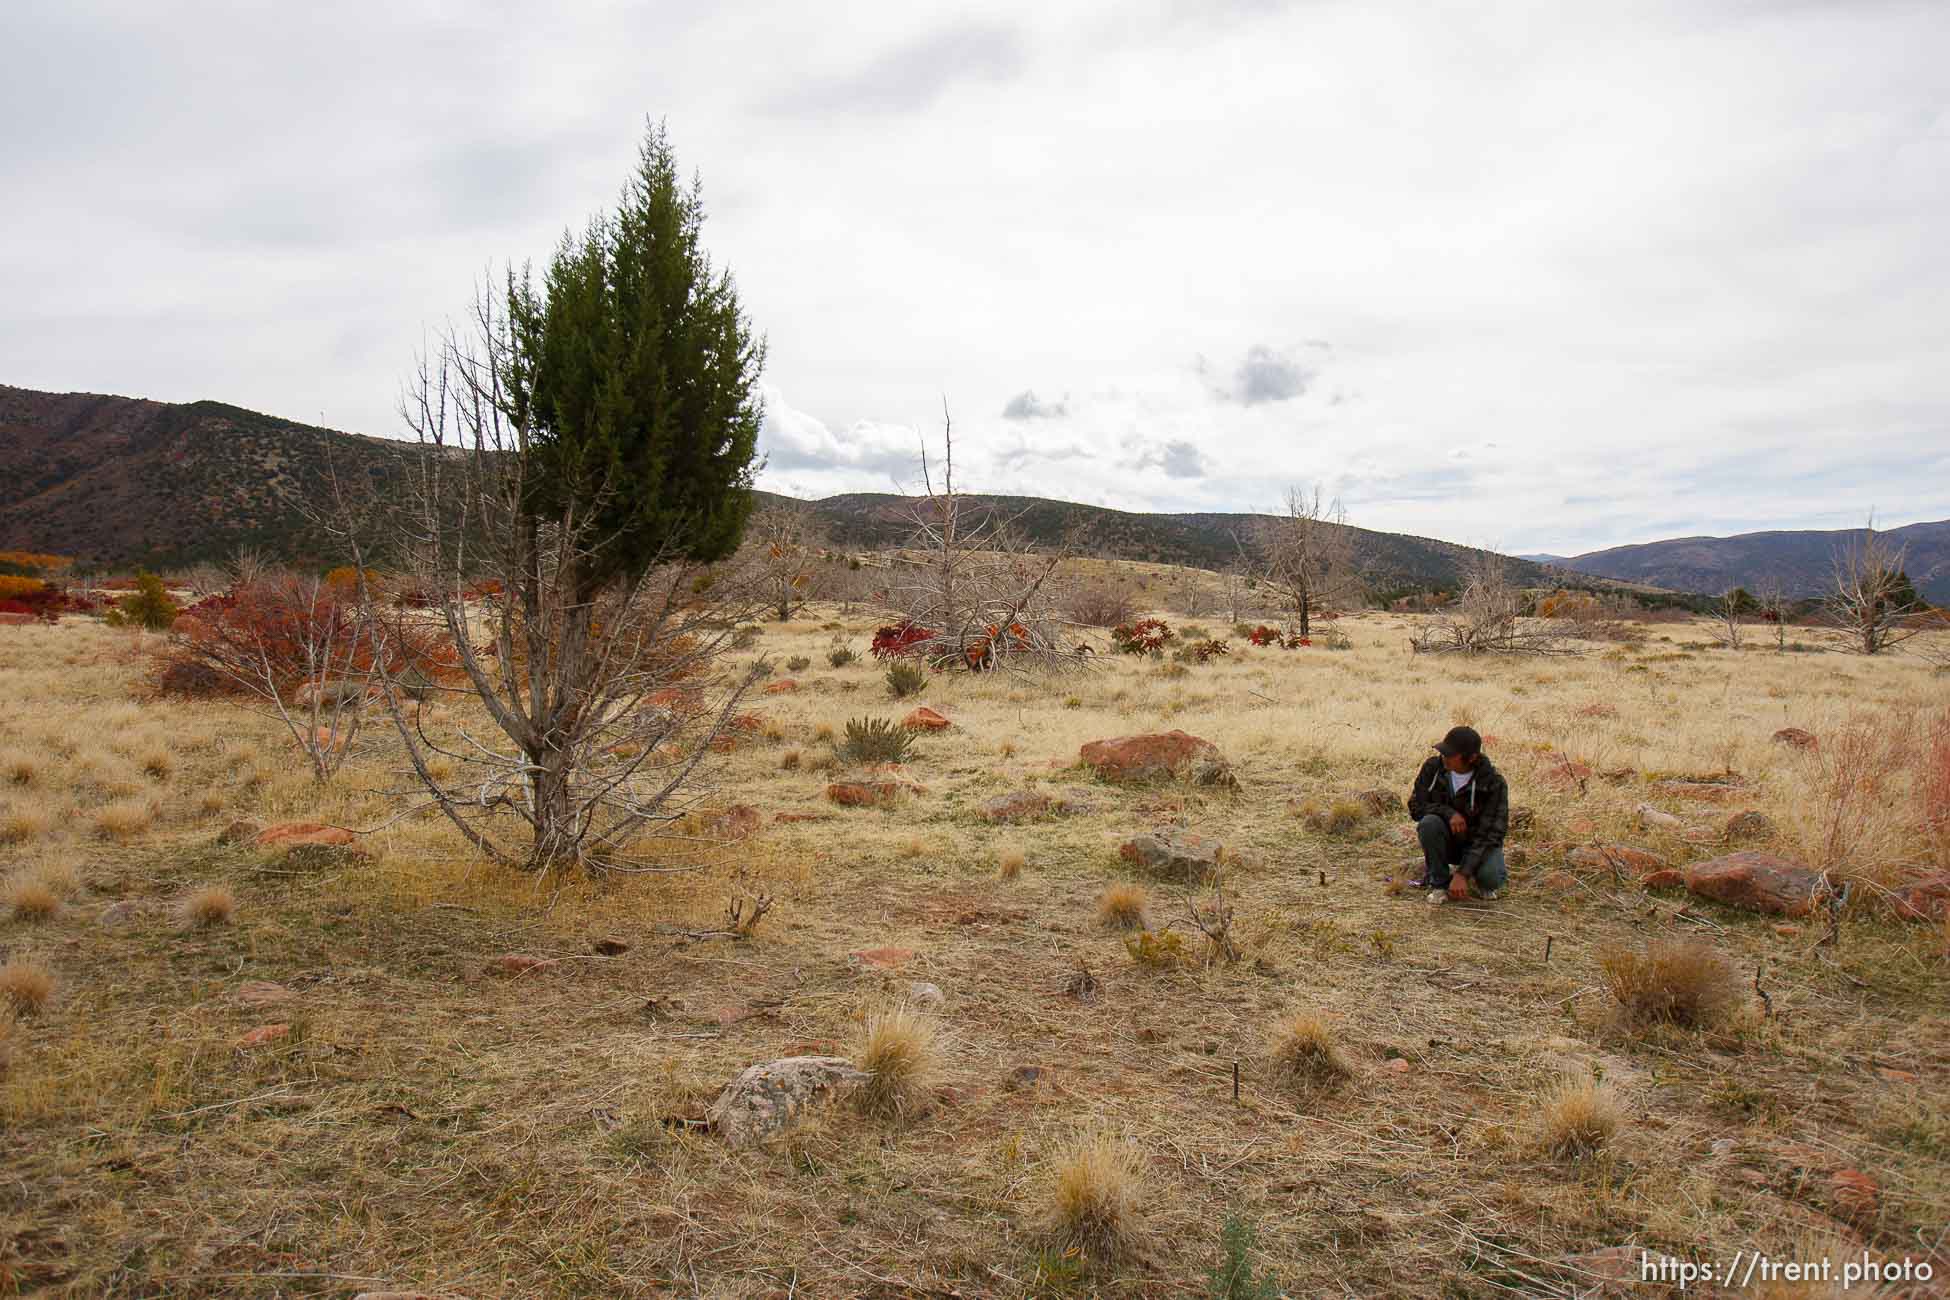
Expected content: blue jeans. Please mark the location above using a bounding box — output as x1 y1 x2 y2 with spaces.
1416 814 1507 892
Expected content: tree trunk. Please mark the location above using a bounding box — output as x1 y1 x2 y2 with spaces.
528 742 577 868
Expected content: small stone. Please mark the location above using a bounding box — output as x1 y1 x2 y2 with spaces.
1568 844 1667 876
1385 1057 1411 1074
709 1055 867 1147
1772 727 1818 751
591 938 630 957
235 1024 291 1049
901 706 952 731
486 954 558 977
907 981 945 1008
1772 924 1801 937
1005 1065 1044 1090
96 900 142 928
1889 874 1950 923
1830 1168 1879 1220
1118 829 1223 883
1723 809 1776 842
849 946 914 970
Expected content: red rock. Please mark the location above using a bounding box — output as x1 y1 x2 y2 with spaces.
1535 870 1578 891
1830 1169 1879 1220
1538 759 1591 791
1078 730 1234 786
252 823 356 849
1877 1066 1919 1084
1569 844 1667 875
1384 1057 1411 1074
1642 869 1686 890
1773 726 1818 751
1683 851 1825 916
849 946 914 970
1772 924 1802 937
698 804 762 840
981 790 1053 822
1723 809 1777 841
0 612 34 626
486 954 558 976
235 1024 291 1048
1890 874 1950 923
901 706 951 731
762 679 798 694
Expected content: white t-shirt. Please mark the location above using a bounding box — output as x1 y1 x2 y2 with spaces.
1449 770 1472 794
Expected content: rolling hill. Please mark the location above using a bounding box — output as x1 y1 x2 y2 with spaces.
0 383 1618 595
1547 521 1950 604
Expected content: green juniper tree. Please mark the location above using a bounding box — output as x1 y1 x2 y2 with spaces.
367 121 771 872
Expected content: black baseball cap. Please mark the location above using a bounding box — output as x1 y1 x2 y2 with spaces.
1434 725 1482 758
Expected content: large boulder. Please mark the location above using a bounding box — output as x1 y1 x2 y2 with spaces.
709 1055 867 1148
1119 829 1223 882
1079 731 1234 787
1683 851 1825 916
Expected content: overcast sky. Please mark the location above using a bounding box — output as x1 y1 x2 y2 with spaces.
4 0 1946 555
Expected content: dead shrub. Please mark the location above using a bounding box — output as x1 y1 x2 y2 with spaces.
0 959 54 1015
179 885 237 928
1537 1077 1623 1157
1096 882 1150 930
1066 582 1138 629
1267 1010 1351 1087
852 1002 940 1120
1597 939 1737 1029
1042 1131 1145 1264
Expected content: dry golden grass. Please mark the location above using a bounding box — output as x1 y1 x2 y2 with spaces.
1097 881 1150 929
997 845 1026 880
1042 1131 1146 1264
1536 1076 1623 1157
0 1009 14 1075
137 745 174 779
0 747 38 786
4 877 61 923
852 1002 939 1121
91 798 154 841
0 804 51 844
178 885 237 928
0 959 54 1015
1597 938 1739 1029
1267 1009 1351 1087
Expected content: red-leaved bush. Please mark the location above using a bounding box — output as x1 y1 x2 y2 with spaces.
1109 618 1174 655
871 622 936 660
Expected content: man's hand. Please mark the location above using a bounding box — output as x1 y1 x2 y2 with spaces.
1447 872 1470 902
1448 812 1467 836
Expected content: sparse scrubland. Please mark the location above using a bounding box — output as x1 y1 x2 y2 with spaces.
3 602 1949 1297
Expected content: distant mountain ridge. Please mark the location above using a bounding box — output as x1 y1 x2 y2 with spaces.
1547 521 1950 604
0 383 1743 600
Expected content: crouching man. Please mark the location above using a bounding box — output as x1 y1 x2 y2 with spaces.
1407 726 1509 903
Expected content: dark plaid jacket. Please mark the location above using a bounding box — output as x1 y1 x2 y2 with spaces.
1407 754 1510 876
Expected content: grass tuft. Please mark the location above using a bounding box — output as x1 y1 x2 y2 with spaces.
998 846 1026 880
0 805 52 844
0 959 54 1015
179 885 237 928
1597 938 1738 1029
1537 1076 1623 1157
852 1002 940 1120
5 877 61 923
92 798 154 841
1043 1131 1145 1263
1097 882 1150 930
1267 1010 1351 1087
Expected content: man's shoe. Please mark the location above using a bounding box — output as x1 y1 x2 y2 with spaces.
1479 888 1500 901
1427 890 1448 906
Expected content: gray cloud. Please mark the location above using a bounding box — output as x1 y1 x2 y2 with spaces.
1125 438 1209 479
1001 389 1067 419
769 20 1025 115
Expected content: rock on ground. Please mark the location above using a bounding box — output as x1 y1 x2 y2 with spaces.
1723 809 1776 842
1891 874 1950 923
902 707 952 731
1119 829 1223 882
1079 730 1235 786
1773 726 1818 751
826 780 923 808
710 1055 867 1147
1683 851 1825 916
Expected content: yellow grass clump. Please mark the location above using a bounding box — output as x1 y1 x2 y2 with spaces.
0 748 38 786
0 805 52 844
5 876 61 923
1267 1010 1352 1087
1097 882 1149 930
1042 1131 1146 1263
0 959 55 1015
1597 938 1738 1029
1537 1076 1623 1157
138 745 175 779
852 1002 939 1120
179 885 237 929
93 799 155 841
997 846 1026 881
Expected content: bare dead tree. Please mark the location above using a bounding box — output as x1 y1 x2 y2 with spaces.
1753 578 1792 652
745 497 823 622
1713 586 1753 650
339 291 769 874
1825 519 1923 655
877 406 1084 671
1253 485 1361 639
1411 551 1578 656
